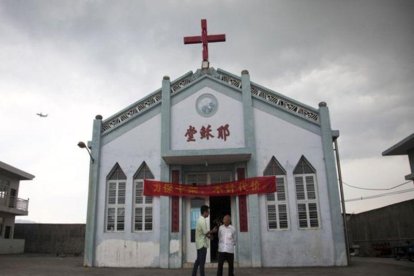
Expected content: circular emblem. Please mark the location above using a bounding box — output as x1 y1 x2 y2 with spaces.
196 93 218 117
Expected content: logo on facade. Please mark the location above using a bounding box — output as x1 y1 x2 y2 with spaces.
196 93 218 117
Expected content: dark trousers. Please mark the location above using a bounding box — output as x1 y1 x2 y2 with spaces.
217 252 234 276
192 247 207 276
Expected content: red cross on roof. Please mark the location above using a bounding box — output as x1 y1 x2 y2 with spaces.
184 19 226 68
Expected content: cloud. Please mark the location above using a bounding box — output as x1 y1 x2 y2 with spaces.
271 54 414 160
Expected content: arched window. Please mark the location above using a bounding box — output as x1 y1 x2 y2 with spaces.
106 163 127 232
133 162 154 232
293 156 320 229
264 156 289 230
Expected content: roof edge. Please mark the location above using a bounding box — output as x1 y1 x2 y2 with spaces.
0 161 35 180
382 133 414 156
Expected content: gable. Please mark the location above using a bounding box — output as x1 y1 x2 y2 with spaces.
100 67 320 140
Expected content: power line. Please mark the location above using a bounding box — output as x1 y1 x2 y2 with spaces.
343 180 412 191
345 188 414 202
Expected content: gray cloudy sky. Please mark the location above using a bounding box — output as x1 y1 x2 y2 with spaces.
1 0 413 223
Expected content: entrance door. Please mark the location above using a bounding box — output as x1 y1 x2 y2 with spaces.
186 196 210 263
209 196 231 262
185 171 232 263
185 173 209 263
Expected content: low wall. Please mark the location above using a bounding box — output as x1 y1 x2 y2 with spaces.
0 239 25 254
347 199 414 257
14 223 85 255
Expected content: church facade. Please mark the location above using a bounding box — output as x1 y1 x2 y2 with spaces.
83 67 347 268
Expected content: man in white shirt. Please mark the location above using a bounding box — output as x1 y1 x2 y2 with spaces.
217 214 236 276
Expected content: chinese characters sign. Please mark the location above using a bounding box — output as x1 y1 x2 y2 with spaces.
185 124 230 142
143 176 276 197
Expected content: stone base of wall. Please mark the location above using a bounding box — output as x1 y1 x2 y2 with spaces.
0 239 25 254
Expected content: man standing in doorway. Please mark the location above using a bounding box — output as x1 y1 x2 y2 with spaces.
192 205 217 276
217 214 236 276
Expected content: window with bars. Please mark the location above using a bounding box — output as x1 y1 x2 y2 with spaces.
264 156 289 230
106 163 127 232
293 156 320 229
134 162 154 232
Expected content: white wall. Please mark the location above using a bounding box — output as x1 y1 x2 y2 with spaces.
93 85 339 267
254 107 336 266
95 113 162 267
171 87 245 150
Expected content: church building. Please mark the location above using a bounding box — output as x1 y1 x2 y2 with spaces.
83 19 347 268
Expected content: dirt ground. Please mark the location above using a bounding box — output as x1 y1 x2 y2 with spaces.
0 254 413 276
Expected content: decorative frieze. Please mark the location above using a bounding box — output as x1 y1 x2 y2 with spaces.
251 84 319 123
101 91 162 133
214 71 242 89
170 71 202 94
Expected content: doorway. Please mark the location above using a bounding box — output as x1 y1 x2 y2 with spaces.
8 189 16 208
209 196 231 262
184 170 233 264
4 226 11 239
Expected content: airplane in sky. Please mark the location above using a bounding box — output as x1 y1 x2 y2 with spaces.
36 113 48 118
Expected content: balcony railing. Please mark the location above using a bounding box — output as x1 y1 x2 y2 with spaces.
6 197 29 212
15 198 29 212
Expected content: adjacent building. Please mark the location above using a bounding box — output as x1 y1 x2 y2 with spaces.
0 161 34 254
382 133 414 182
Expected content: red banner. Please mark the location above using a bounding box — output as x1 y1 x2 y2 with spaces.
143 176 276 197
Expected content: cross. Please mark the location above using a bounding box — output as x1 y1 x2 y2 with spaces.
184 19 226 68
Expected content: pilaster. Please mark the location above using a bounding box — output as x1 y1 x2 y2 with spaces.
241 70 262 267
160 76 171 268
83 115 103 267
319 102 347 265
